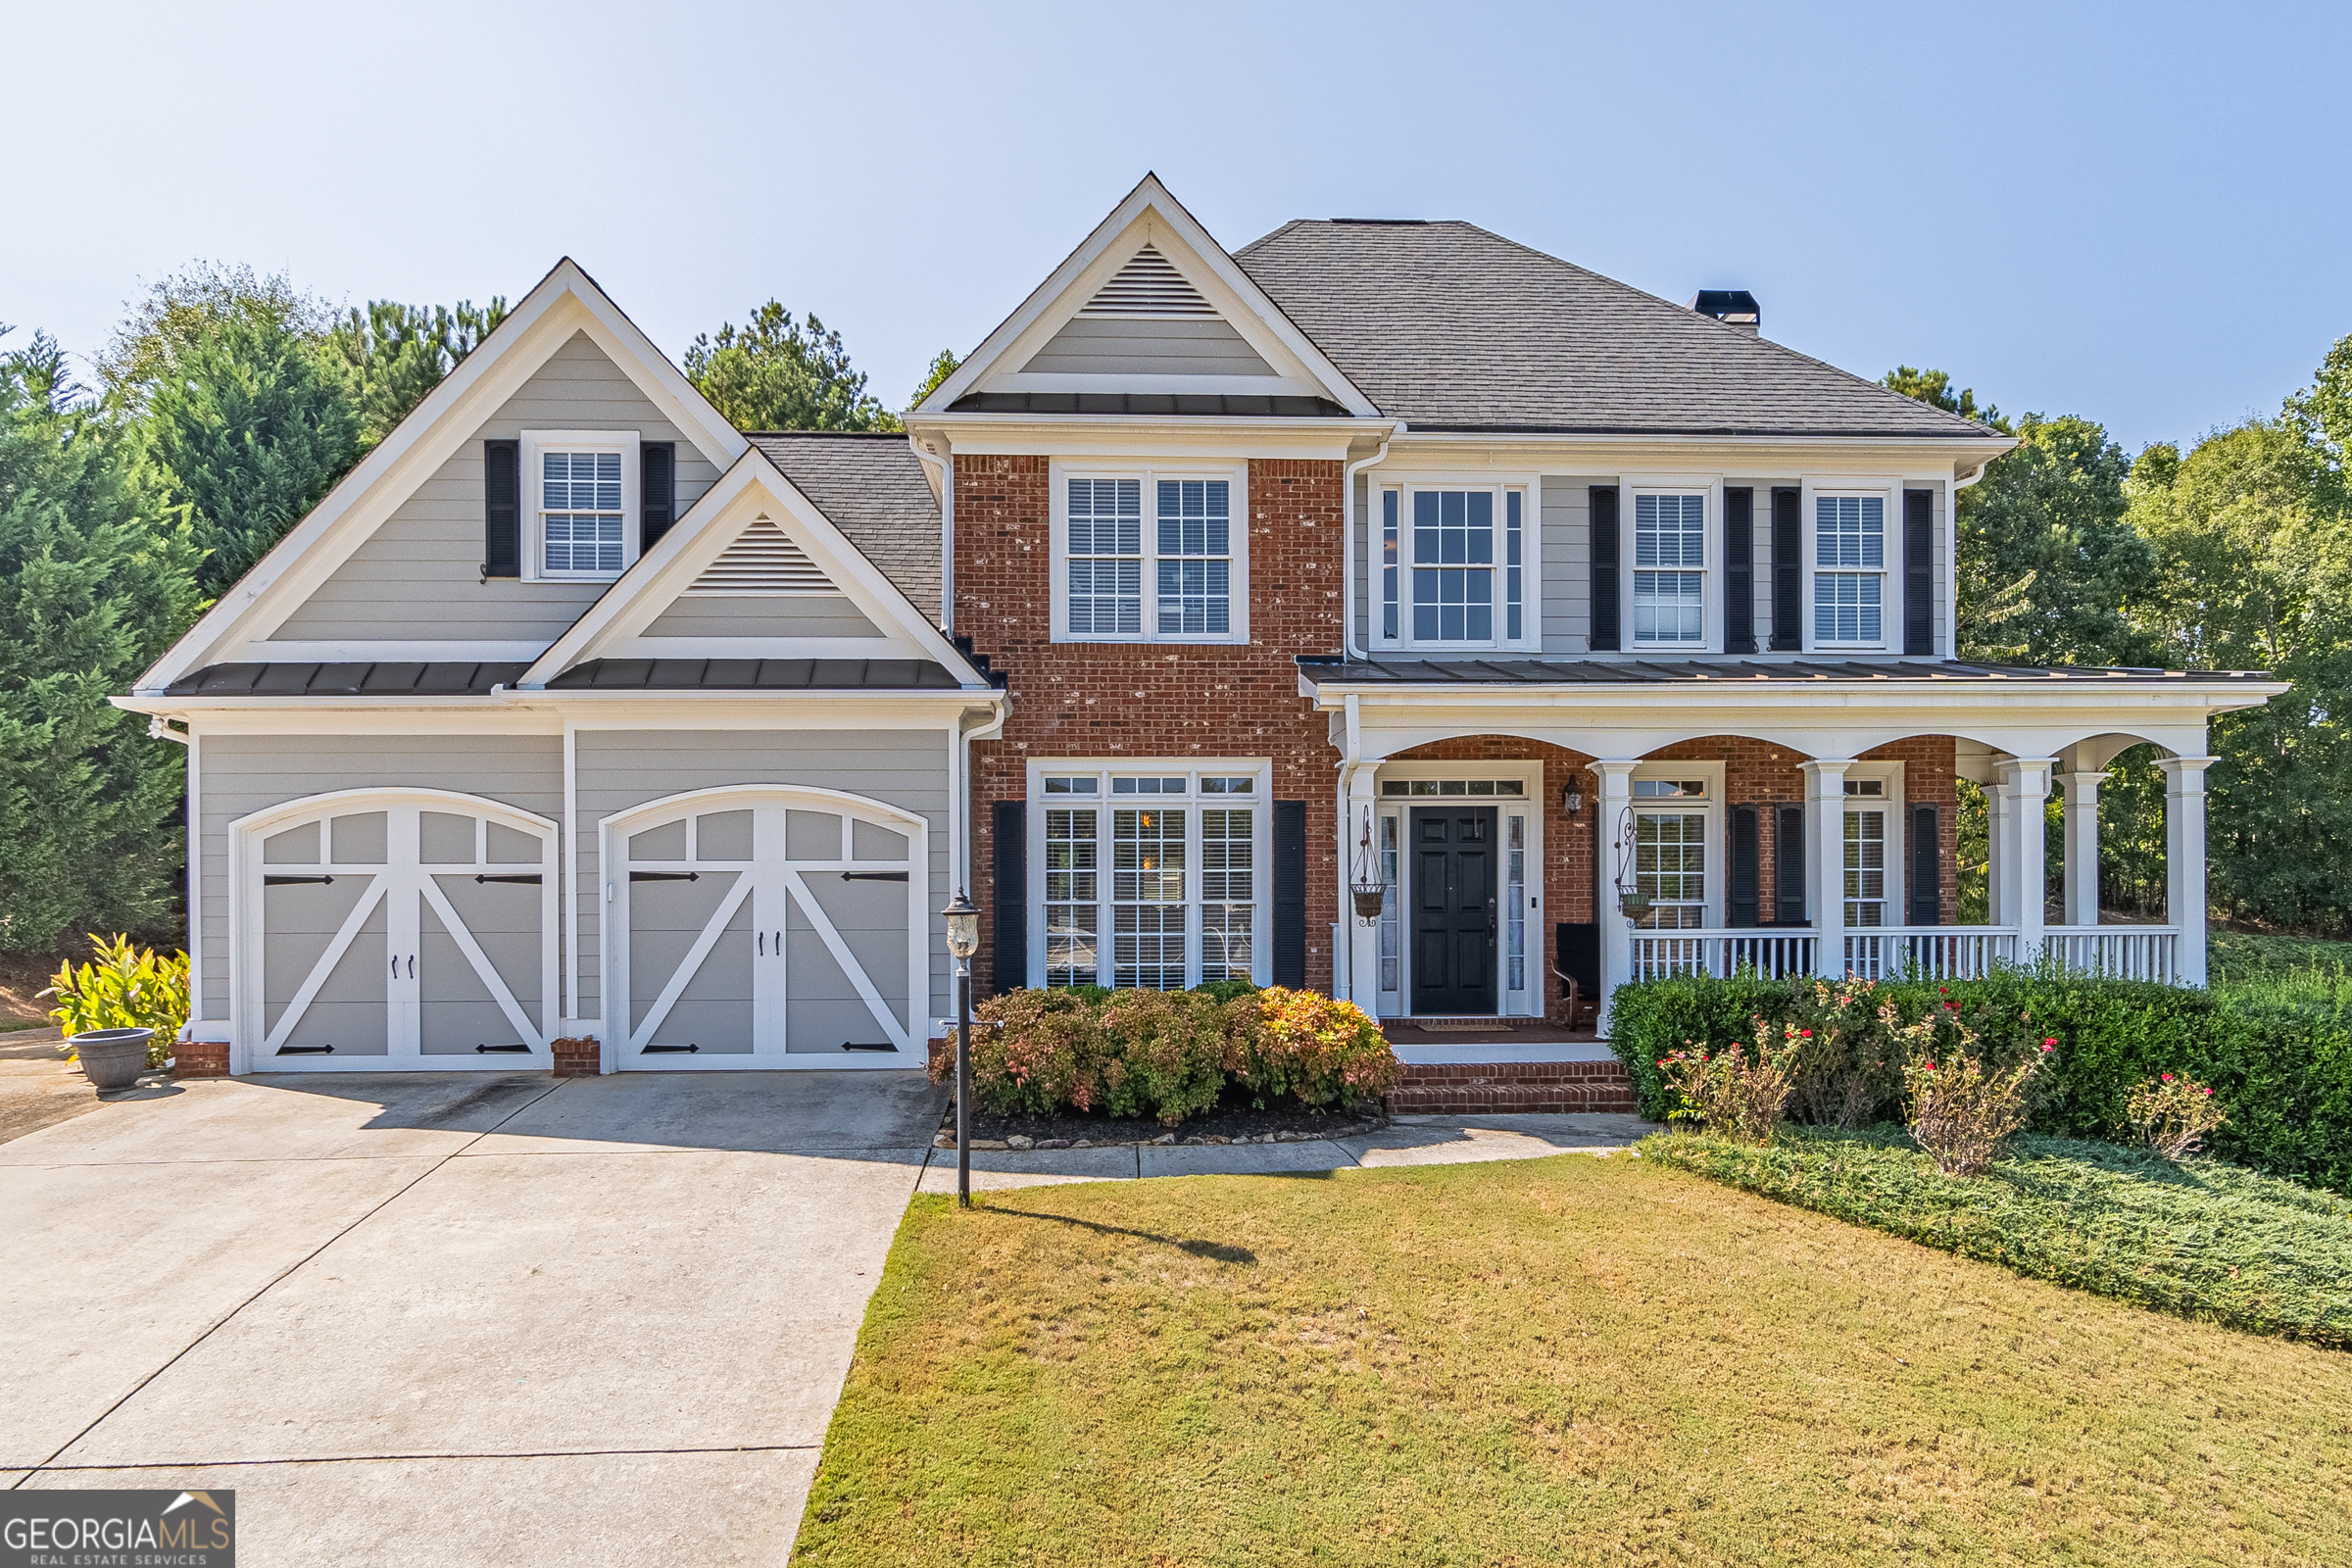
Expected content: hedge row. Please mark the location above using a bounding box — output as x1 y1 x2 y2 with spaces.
1609 970 2352 1194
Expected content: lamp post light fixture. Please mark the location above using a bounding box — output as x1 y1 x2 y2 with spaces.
941 889 981 1208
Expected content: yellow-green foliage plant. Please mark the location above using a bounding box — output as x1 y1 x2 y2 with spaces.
41 935 190 1068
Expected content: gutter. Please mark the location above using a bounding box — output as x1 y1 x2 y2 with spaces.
1341 425 1403 662
909 433 955 634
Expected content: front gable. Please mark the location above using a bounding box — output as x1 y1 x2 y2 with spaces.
135 260 749 690
919 174 1378 415
520 450 987 684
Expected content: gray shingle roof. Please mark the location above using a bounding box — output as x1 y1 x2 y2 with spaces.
748 433 942 620
1233 220 2002 439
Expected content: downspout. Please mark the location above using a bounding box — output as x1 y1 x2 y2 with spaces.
957 693 1010 1009
911 433 955 633
1342 425 1402 662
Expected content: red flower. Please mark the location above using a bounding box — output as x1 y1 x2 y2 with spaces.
2203 1087 2214 1097
1800 1029 1813 1038
2043 1037 2057 1048
2162 1073 2174 1083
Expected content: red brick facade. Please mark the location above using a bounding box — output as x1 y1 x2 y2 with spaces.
959 457 1348 994
952 454 1965 1004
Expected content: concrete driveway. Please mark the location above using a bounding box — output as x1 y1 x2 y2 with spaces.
1 1068 947 1565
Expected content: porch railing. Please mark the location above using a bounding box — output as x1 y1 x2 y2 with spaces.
1629 924 2181 985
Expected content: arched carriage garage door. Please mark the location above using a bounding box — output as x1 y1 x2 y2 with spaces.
607 787 925 1068
234 791 558 1070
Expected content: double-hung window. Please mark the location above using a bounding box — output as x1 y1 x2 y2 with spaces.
1378 483 1530 647
1633 493 1706 646
1031 765 1265 989
1632 777 1710 929
1056 469 1245 641
1815 495 1886 645
521 430 639 581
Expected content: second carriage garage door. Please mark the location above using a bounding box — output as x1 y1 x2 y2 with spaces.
608 787 925 1068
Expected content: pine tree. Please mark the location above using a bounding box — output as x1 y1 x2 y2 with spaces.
0 328 202 953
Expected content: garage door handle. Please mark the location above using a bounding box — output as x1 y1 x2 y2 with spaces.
407 955 416 979
758 930 764 956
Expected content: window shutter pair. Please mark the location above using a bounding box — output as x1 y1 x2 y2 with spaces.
1770 487 1801 651
1589 486 1620 651
1725 488 1755 655
481 439 677 576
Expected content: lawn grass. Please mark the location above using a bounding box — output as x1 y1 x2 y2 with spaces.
796 1157 2352 1566
1640 1126 2352 1347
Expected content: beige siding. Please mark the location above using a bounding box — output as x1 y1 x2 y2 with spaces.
272 331 724 643
643 595 884 639
572 729 952 1021
197 733 564 1020
1020 317 1276 377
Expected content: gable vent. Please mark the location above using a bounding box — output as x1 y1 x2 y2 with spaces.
1077 246 1219 318
685 518 835 595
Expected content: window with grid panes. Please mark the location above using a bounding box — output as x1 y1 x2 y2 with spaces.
1043 804 1100 985
1843 776 1888 927
1155 480 1230 635
1815 496 1886 643
1067 479 1143 634
1113 806 1187 989
541 451 624 574
1633 493 1705 644
1382 486 1527 645
1033 769 1261 989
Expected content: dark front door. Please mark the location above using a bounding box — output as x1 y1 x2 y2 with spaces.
1410 806 1497 1014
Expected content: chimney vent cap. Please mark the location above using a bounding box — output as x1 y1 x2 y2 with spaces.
1689 290 1762 333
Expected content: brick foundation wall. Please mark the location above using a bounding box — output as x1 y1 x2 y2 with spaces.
172 1041 230 1079
550 1035 602 1077
960 456 1347 996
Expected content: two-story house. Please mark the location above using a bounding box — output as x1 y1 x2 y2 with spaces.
121 175 2279 1076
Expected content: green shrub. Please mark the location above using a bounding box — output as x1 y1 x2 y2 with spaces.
42 935 188 1068
1611 969 2352 1193
1641 1124 2352 1348
956 984 1396 1125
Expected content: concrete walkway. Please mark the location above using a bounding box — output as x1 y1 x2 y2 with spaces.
3 1069 947 1566
915 1110 1656 1193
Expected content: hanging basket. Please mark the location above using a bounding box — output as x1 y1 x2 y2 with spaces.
1618 891 1653 916
1351 883 1389 920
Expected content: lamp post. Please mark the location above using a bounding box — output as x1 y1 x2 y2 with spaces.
941 889 980 1208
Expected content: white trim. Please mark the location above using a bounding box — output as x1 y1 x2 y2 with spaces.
1023 758 1273 990
1627 760 1727 929
1838 760 1907 931
1048 461 1250 645
1622 479 1722 654
135 261 747 694
520 449 995 689
1368 758 1544 1017
917 175 1376 418
1802 479 1900 653
598 784 929 1070
520 428 642 582
1368 475 1542 654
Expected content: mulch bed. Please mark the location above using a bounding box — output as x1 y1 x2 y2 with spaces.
942 1095 1387 1149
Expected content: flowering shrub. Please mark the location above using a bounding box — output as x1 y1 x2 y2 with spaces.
1904 1033 2056 1177
1657 1027 1800 1144
42 936 189 1069
953 985 1398 1125
2125 1073 2229 1159
1233 987 1400 1109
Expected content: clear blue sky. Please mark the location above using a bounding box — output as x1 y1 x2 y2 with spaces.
10 1 2348 454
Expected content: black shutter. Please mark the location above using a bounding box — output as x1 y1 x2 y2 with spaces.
1904 488 1934 656
1273 801 1307 988
990 801 1026 995
642 442 677 553
1589 486 1620 651
1729 805 1760 927
483 439 519 578
1725 487 1754 654
1770 487 1801 651
1909 804 1941 926
1773 803 1807 925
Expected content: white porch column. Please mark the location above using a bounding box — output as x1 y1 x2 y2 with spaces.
1344 766 1383 1012
2160 756 2216 986
1997 759 2055 963
1593 760 1639 1032
1801 760 1851 976
2060 769 2105 929
1984 776 2007 932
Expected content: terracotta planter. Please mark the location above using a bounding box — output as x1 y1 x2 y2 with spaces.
70 1027 155 1090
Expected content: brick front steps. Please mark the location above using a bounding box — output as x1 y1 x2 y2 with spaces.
1388 1058 1638 1114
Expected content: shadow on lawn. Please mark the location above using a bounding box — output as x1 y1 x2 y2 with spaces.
1003 1206 1257 1264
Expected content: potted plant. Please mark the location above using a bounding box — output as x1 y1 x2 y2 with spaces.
41 935 190 1090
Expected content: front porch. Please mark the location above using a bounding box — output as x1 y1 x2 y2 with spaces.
1305 657 2282 1028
